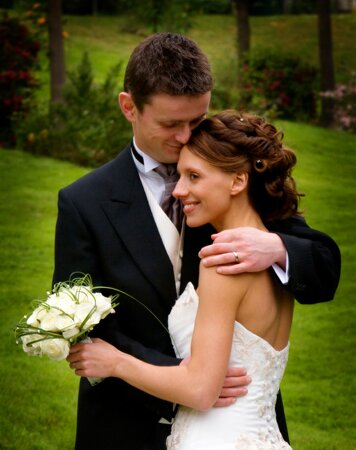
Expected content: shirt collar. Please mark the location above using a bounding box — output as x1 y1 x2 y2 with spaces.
132 138 160 174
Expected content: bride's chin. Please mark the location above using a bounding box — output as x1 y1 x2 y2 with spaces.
185 216 205 228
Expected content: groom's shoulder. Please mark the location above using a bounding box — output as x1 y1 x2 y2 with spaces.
61 145 132 195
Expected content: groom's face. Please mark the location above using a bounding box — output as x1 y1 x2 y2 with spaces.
119 91 211 164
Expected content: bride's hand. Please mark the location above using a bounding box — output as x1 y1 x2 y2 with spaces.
213 366 251 407
67 338 120 379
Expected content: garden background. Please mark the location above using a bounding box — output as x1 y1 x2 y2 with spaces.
0 4 355 449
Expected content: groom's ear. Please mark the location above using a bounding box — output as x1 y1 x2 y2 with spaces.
231 172 248 196
119 92 137 122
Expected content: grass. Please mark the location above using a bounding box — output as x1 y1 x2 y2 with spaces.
0 151 88 449
276 122 356 448
1 10 356 449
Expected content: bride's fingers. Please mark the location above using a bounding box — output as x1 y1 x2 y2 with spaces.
213 396 238 408
214 398 235 408
222 374 251 388
219 386 248 398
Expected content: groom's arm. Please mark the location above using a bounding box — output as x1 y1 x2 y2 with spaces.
269 215 341 303
199 216 341 304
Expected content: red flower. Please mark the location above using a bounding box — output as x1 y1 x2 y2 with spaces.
270 81 281 90
279 92 290 106
18 71 30 80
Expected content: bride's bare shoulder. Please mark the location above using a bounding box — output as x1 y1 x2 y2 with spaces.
197 261 260 305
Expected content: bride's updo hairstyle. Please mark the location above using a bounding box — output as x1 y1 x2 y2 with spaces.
187 110 303 222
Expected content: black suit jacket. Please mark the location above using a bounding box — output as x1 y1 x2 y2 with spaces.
53 146 340 449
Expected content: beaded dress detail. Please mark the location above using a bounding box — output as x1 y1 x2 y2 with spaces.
166 282 292 450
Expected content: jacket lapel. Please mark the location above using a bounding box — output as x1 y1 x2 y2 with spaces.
101 148 177 303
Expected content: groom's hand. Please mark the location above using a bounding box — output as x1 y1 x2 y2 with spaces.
199 228 286 274
214 366 251 407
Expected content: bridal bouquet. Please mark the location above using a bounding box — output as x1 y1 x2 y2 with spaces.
15 274 120 362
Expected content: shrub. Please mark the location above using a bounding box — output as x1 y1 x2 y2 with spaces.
210 56 239 111
120 0 195 34
15 52 132 167
241 51 319 121
0 13 40 147
320 72 356 133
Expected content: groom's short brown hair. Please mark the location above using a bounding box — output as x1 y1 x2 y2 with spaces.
123 32 213 111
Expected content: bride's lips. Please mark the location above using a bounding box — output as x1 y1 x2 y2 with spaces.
183 202 199 214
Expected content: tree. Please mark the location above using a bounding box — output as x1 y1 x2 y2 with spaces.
48 0 65 103
232 0 250 70
317 0 335 126
231 0 251 105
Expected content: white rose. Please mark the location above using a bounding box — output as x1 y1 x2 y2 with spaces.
54 314 76 332
62 326 80 340
92 293 115 318
26 309 41 327
46 292 76 315
40 338 70 361
73 302 101 330
70 286 93 304
39 310 62 331
36 305 53 322
21 334 42 356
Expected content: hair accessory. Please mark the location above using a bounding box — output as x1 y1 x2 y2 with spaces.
239 117 244 122
254 159 266 171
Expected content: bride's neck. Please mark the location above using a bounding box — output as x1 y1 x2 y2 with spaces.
212 198 266 233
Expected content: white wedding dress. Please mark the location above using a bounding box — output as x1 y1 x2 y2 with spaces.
166 282 292 450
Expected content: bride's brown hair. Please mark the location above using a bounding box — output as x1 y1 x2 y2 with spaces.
187 110 303 222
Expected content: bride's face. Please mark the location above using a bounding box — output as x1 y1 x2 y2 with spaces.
173 146 237 230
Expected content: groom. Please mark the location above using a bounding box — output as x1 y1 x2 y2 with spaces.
54 32 341 449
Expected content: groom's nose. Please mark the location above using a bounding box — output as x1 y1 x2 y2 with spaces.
174 125 191 145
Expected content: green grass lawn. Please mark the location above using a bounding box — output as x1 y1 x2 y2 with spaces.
275 121 356 449
1 121 355 449
0 151 88 450
1 10 356 449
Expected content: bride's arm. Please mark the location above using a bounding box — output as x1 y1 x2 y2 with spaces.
68 265 250 411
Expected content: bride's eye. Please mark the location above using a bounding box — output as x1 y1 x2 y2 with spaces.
189 172 199 181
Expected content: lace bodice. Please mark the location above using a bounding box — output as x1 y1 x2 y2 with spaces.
166 282 292 450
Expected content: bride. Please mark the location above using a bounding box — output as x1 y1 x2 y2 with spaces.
68 110 300 449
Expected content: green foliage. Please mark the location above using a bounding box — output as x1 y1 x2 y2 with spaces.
61 0 232 20
210 55 239 110
0 12 40 147
120 0 196 33
15 51 132 167
241 51 319 121
286 0 317 14
193 0 231 14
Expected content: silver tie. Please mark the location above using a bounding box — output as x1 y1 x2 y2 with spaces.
154 164 183 232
